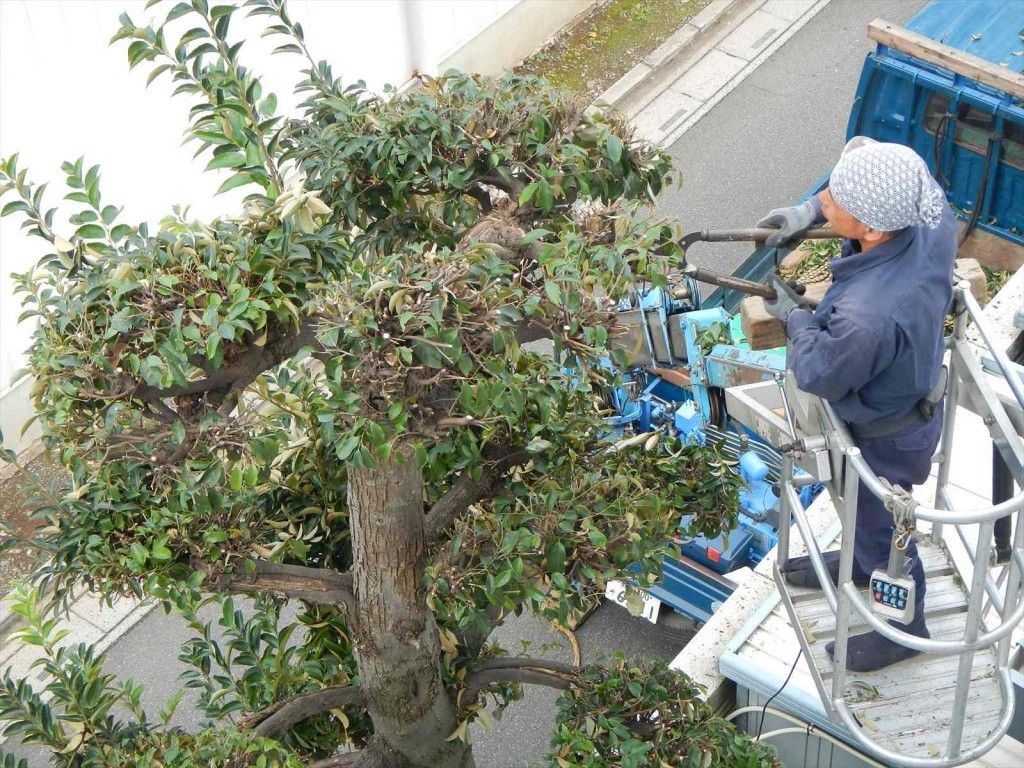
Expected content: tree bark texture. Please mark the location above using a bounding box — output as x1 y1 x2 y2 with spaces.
347 450 475 768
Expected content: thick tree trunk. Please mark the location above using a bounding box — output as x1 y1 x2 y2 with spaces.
347 450 475 768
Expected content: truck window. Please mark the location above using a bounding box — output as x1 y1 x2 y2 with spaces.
923 93 1024 170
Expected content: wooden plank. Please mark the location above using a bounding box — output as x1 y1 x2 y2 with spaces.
957 223 1024 272
740 281 830 351
867 18 1024 100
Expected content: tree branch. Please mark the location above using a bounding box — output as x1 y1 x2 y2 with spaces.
423 448 530 542
243 684 365 739
199 559 355 613
476 174 524 200
465 184 492 213
461 657 579 709
132 319 320 405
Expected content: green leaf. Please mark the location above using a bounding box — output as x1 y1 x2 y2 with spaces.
606 135 623 165
129 542 148 566
536 181 553 211
75 224 106 240
0 200 29 217
544 280 561 305
203 530 229 545
206 152 246 171
547 540 566 573
520 228 550 245
206 331 221 360
166 2 193 21
518 182 538 206
146 63 172 87
526 437 552 453
215 173 257 195
101 205 120 225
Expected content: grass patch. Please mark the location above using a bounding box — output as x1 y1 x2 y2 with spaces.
516 0 712 103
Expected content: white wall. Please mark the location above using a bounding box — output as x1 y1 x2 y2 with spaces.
0 0 395 394
0 0 591 454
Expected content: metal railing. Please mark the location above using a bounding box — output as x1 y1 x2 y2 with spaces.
773 281 1024 768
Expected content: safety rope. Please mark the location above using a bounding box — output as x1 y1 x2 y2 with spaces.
879 477 918 551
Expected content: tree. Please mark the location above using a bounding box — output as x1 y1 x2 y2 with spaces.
0 2 778 767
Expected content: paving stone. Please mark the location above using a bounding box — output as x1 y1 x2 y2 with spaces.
644 23 699 69
669 48 747 102
598 63 651 107
68 591 141 633
689 0 739 32
717 9 787 61
760 0 818 23
632 89 703 145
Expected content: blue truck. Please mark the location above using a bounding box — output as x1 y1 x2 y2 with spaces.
602 0 1024 629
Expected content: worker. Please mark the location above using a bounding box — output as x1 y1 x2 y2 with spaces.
759 137 956 672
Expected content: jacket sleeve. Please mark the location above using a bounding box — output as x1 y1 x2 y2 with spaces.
786 309 895 402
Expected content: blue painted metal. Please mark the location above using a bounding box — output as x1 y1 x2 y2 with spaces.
849 53 1024 241
903 0 1024 80
680 307 731 423
593 284 815 622
673 400 704 444
676 517 755 574
648 558 734 625
705 344 787 389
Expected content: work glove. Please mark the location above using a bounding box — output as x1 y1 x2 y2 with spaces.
757 200 818 248
764 275 810 327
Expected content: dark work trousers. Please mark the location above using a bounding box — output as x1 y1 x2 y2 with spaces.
850 402 944 615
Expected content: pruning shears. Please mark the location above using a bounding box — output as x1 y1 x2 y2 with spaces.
676 226 839 308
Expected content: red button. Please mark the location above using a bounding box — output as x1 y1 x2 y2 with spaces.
707 547 721 563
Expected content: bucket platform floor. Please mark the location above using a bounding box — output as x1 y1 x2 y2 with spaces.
721 535 1009 762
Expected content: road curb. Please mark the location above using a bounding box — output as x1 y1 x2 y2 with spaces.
596 0 743 110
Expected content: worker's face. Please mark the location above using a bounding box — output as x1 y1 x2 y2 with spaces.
818 188 889 249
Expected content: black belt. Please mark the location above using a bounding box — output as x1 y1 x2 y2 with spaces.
848 407 928 439
847 367 947 440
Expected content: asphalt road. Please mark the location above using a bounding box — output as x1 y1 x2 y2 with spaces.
657 0 929 278
3 1 929 766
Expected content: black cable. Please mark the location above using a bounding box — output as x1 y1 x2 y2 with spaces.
959 131 1002 248
756 647 803 740
934 112 952 187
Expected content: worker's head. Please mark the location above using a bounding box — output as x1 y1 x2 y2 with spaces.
819 137 945 246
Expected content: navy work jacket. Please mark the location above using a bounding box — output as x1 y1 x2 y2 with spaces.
785 203 957 426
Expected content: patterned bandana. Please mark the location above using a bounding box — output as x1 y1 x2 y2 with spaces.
829 137 945 232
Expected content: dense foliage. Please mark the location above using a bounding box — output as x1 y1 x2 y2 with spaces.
0 1 777 766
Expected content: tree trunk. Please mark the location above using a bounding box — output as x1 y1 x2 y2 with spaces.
347 450 475 768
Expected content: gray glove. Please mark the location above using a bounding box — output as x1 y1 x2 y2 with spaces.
764 275 809 326
757 200 817 248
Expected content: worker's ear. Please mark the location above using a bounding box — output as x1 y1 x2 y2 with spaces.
860 227 889 245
